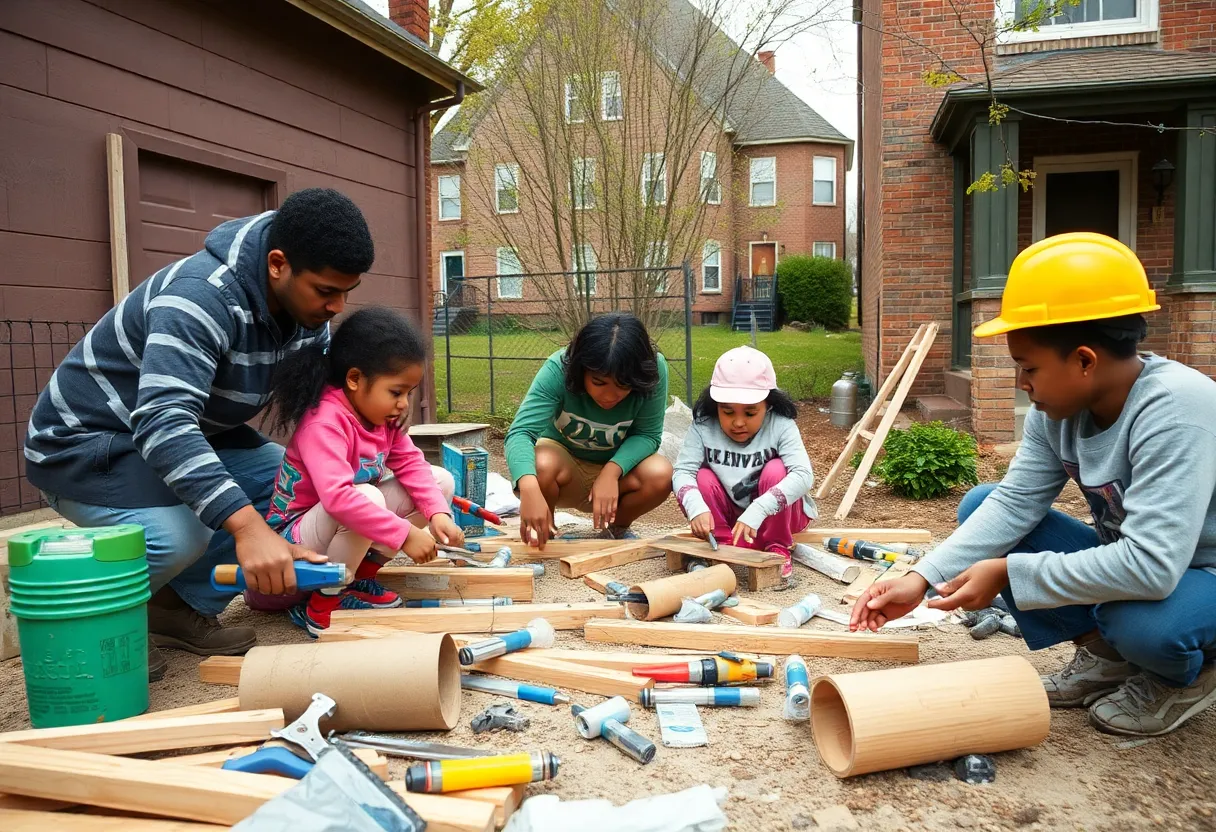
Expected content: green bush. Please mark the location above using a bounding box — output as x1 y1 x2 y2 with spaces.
776 255 853 329
872 421 979 500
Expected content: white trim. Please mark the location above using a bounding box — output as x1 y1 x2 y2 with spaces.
701 240 722 294
813 241 837 259
494 163 520 214
748 241 779 280
1031 151 1138 250
495 247 523 299
437 174 461 221
601 72 623 121
749 156 776 207
812 155 837 206
996 0 1158 44
734 136 855 168
439 250 465 295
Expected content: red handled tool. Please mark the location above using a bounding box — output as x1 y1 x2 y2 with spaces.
452 495 502 525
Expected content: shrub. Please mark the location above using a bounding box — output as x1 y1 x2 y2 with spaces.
872 421 979 500
776 255 853 329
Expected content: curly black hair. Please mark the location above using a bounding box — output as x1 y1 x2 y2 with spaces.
562 313 661 397
263 306 427 434
692 385 798 423
1021 313 1146 360
266 188 375 275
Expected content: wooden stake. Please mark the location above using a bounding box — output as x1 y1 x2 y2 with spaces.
126 698 242 721
469 653 653 699
385 785 497 832
376 566 533 602
0 710 284 755
794 528 933 545
583 620 918 663
559 539 662 578
331 602 625 633
317 623 406 642
0 808 224 830
198 656 244 687
581 571 615 594
719 598 781 626
105 133 130 304
444 784 525 829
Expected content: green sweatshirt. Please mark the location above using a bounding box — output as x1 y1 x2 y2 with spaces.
505 349 669 486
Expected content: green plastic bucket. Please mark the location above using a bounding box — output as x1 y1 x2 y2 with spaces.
9 525 150 727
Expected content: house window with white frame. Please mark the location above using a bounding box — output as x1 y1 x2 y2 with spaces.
702 240 722 293
813 156 836 205
646 241 670 293
601 72 623 121
572 244 597 295
496 247 523 299
572 158 596 210
642 153 666 206
700 151 721 204
564 77 586 123
1002 0 1156 41
749 156 776 206
813 241 837 259
495 163 520 214
438 174 461 220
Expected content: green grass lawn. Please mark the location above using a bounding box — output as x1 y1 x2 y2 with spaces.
434 325 862 423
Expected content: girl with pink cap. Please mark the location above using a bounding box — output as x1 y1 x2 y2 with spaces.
672 346 817 579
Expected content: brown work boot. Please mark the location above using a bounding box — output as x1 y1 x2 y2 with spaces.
147 640 168 682
148 586 256 656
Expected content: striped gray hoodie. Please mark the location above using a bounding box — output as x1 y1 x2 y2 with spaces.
25 212 329 530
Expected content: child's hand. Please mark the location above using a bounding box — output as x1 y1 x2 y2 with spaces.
850 573 930 632
402 525 438 564
690 513 715 541
518 477 553 550
926 559 1009 612
588 467 621 530
731 521 757 546
430 513 465 548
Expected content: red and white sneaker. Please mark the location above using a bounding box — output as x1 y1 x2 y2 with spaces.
344 578 403 609
298 591 375 638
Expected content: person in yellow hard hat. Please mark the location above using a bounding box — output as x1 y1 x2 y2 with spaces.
850 232 1216 738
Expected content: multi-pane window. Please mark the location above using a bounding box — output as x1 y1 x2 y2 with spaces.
601 72 623 121
495 163 520 214
749 156 776 206
813 156 837 205
572 244 597 295
573 158 596 210
702 241 722 293
642 153 667 206
1015 0 1137 25
564 78 586 123
438 174 461 220
813 241 837 259
496 248 523 299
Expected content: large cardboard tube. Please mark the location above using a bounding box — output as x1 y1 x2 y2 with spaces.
627 564 737 621
810 656 1050 777
238 634 460 731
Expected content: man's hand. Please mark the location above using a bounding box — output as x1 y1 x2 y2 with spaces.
402 525 438 564
518 476 554 550
926 559 1009 612
225 505 326 595
732 521 757 547
589 464 622 530
690 512 715 541
430 513 465 548
850 573 930 632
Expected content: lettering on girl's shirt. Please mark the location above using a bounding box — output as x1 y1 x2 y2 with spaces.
553 411 632 451
702 446 779 468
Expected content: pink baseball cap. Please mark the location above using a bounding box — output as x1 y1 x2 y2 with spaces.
710 346 777 405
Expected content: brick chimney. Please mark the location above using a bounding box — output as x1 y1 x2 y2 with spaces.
389 0 429 44
758 50 776 74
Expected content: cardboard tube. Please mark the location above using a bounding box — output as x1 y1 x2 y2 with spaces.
627 564 736 621
238 634 460 731
810 656 1050 778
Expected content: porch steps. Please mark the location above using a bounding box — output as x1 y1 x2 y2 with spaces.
731 302 775 333
915 395 970 424
432 306 476 337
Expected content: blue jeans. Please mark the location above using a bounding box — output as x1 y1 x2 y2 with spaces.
45 443 285 618
959 484 1216 687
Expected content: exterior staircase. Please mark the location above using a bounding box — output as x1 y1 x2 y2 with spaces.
730 275 779 332
915 369 971 428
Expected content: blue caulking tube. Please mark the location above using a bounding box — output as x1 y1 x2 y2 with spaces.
406 598 513 608
777 594 823 628
639 687 761 708
571 700 656 764
461 673 570 705
783 655 810 721
486 547 512 569
458 617 555 665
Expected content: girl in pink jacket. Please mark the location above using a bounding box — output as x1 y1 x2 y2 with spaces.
260 307 462 635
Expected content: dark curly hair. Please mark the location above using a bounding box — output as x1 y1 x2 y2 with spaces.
692 385 798 423
1021 313 1146 360
562 314 661 397
266 188 374 275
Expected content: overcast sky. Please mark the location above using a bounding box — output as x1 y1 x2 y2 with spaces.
364 0 859 212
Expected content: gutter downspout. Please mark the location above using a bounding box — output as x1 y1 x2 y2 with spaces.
415 82 465 424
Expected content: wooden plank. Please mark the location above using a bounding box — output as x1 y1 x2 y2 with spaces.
582 571 615 594
794 528 933 545
719 598 781 626
331 602 625 633
0 809 224 830
535 649 775 672
583 620 919 664
385 785 496 832
559 539 662 578
105 133 130 303
841 570 880 605
655 536 785 568
376 566 533 602
469 653 653 699
317 623 405 642
0 710 283 755
198 656 243 686
126 698 242 722
443 784 524 829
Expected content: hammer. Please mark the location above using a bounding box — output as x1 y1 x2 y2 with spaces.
223 692 339 778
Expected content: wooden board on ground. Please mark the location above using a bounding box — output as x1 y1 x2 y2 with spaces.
841 569 880 605
317 623 407 642
170 745 389 780
0 710 284 755
387 785 498 832
376 566 533 602
719 598 781 626
198 656 243 687
582 571 616 594
0 808 225 830
559 539 662 578
793 528 933 545
876 559 915 584
470 653 653 699
443 784 525 830
536 648 775 672
583 620 919 663
126 698 242 721
656 536 785 591
331 602 625 633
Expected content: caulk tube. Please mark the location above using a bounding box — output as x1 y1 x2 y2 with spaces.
460 673 570 705
825 537 900 563
487 547 513 568
777 593 823 628
639 688 761 708
458 617 555 665
404 751 559 792
406 598 513 607
571 700 656 764
783 655 810 721
632 656 773 685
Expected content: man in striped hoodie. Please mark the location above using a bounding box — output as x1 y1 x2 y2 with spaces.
25 188 375 680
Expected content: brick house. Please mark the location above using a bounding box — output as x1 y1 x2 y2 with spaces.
428 0 852 332
857 0 1216 442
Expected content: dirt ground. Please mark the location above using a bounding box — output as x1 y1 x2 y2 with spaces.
2 406 1214 831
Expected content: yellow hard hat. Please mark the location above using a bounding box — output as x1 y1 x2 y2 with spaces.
974 232 1160 338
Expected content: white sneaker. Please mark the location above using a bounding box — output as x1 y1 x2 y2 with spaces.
1042 644 1133 708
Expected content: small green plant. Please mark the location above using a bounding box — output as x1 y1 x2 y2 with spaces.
871 422 979 500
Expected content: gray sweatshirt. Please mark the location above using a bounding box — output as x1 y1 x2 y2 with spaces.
673 412 817 530
915 356 1216 610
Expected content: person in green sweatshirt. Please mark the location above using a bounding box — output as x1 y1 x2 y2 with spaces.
505 313 673 548
851 232 1216 738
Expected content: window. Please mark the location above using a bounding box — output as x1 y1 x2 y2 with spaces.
438 174 461 220
701 312 721 326
749 156 776 206
1000 0 1156 41
496 248 523 299
702 240 722 293
813 241 837 259
700 152 721 204
646 241 670 293
495 163 519 214
641 153 667 206
601 72 623 121
564 78 586 124
572 244 597 295
572 158 596 210
813 156 837 205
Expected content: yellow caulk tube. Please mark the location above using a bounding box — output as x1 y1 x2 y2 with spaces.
404 751 560 793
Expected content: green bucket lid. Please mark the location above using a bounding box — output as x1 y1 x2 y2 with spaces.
7 525 146 568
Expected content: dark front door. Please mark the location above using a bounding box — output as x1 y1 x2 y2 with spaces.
1043 170 1121 239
